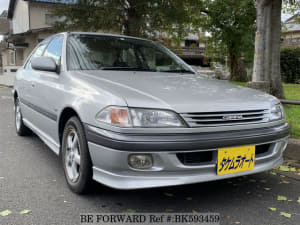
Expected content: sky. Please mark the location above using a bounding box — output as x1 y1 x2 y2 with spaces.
0 0 9 15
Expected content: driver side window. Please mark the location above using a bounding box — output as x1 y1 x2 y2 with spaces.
24 39 50 70
43 35 63 65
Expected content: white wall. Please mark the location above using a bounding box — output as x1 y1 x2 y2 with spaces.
12 0 29 34
29 2 53 30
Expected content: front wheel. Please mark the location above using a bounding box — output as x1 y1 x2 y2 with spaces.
61 116 92 194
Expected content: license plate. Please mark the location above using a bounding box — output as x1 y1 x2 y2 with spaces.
217 145 255 175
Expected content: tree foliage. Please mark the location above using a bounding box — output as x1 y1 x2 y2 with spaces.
281 47 300 83
201 0 256 81
51 0 204 38
283 0 300 15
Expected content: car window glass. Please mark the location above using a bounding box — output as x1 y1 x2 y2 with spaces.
24 39 50 69
43 35 63 65
67 34 192 73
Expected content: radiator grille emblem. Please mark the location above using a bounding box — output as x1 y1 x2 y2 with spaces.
222 115 243 121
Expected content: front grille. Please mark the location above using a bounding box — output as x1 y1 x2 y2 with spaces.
177 143 272 166
177 151 215 166
181 109 269 127
255 144 271 156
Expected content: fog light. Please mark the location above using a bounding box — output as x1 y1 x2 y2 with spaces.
128 154 153 169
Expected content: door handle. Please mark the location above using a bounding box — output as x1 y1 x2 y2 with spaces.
31 82 35 88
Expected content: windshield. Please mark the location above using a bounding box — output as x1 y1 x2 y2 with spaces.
67 34 194 73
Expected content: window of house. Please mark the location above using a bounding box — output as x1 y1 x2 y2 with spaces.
9 50 15 65
18 49 24 61
185 40 199 47
45 14 59 25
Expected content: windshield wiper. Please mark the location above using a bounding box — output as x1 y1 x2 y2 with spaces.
159 69 195 74
100 67 157 72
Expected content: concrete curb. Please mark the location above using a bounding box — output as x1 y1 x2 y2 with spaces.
280 99 300 105
283 138 300 168
275 169 300 181
0 84 13 88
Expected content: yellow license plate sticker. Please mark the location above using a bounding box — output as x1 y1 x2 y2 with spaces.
217 146 255 175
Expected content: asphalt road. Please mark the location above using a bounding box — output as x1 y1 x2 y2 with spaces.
0 87 299 225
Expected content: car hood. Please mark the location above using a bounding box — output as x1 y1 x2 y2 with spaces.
73 70 279 113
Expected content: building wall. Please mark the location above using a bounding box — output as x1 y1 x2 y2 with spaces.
5 49 15 66
285 31 300 39
1 48 20 73
11 0 54 34
0 18 10 34
12 0 29 34
1 30 54 71
24 34 39 63
29 2 53 30
15 48 24 66
1 48 19 70
1 50 8 66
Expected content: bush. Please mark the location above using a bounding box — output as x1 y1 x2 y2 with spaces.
281 47 300 84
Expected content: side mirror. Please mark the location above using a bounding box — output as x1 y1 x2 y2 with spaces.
31 56 58 73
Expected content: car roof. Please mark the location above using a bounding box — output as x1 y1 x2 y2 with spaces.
58 31 152 43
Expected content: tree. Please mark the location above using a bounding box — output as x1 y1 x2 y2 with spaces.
52 0 300 98
248 0 300 98
201 0 256 82
51 0 205 39
247 0 284 98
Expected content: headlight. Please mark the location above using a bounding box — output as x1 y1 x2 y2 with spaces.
269 104 285 121
95 106 131 127
130 108 185 127
96 106 185 128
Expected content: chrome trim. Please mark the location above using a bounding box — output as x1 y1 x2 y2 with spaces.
181 109 270 127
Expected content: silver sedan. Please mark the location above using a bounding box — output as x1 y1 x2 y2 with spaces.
13 32 290 194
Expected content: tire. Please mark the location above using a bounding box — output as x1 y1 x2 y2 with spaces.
61 116 93 194
15 98 32 136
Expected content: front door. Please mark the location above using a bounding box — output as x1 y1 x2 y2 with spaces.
29 35 64 151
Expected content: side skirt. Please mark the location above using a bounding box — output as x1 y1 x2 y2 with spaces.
23 118 60 155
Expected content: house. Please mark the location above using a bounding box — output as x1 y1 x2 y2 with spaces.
0 11 9 72
1 0 76 74
158 31 208 66
173 32 207 66
282 14 300 47
0 10 10 35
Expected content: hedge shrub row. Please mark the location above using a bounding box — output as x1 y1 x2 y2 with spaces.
281 47 300 84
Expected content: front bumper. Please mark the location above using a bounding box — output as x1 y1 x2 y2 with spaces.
85 123 290 190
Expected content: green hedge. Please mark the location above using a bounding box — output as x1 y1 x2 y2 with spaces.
281 47 300 84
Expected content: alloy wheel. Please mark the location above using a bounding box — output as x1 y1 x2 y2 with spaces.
65 129 81 183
